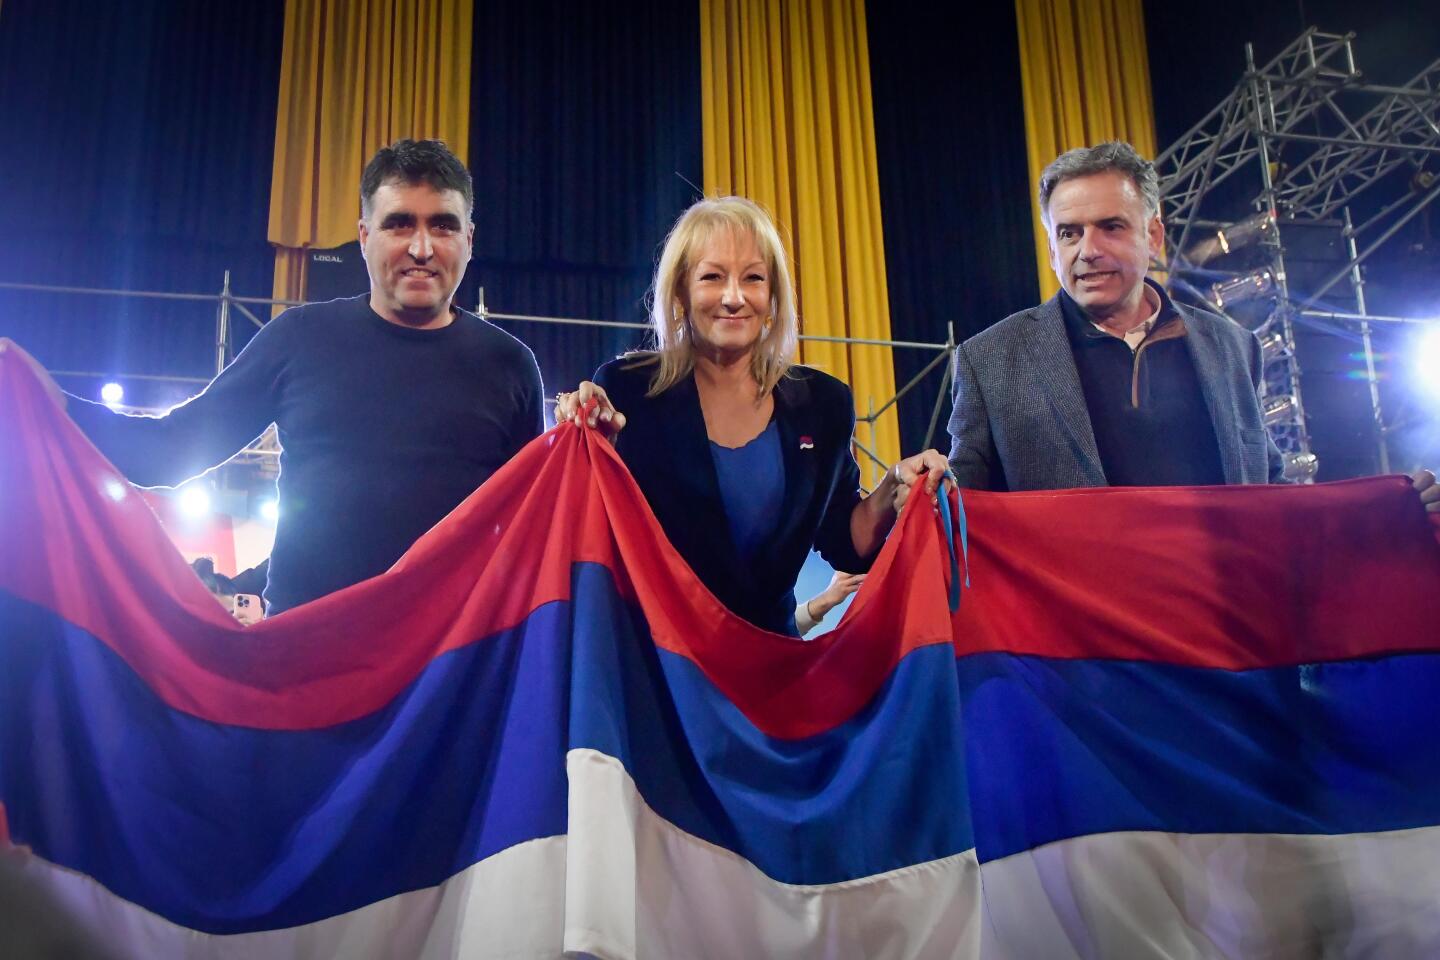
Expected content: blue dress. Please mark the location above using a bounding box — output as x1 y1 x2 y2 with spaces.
709 420 792 632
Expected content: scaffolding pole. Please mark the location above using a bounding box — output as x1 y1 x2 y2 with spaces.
1154 27 1440 480
3 275 959 473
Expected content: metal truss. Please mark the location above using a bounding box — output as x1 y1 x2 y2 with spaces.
232 425 281 473
1154 28 1440 478
1159 31 1440 244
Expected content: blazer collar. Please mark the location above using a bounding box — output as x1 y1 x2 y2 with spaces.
666 374 751 583
771 373 821 551
1179 309 1246 484
1025 295 1106 484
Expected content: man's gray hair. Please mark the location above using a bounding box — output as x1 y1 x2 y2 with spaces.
1038 141 1160 226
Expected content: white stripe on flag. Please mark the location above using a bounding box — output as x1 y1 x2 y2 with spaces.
563 747 983 959
18 749 1440 959
17 834 568 959
976 825 1440 959
564 749 1440 958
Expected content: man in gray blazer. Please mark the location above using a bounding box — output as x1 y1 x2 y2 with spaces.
947 141 1440 508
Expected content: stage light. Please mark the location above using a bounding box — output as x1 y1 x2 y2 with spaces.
101 382 124 406
1184 210 1275 266
1285 451 1319 482
1263 393 1298 426
1210 269 1276 310
1258 330 1288 364
1218 210 1276 255
1418 326 1440 395
178 483 211 518
259 499 279 523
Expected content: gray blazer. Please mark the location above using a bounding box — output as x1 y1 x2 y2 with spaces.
947 293 1288 491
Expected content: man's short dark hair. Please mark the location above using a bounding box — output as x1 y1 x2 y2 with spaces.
360 138 474 218
1038 140 1159 227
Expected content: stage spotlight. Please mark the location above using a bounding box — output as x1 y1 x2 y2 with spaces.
101 382 124 406
1218 210 1276 255
1263 393 1298 426
1417 326 1440 395
1258 330 1288 364
259 499 279 523
178 483 211 518
1185 210 1276 266
1210 269 1276 310
1285 451 1319 482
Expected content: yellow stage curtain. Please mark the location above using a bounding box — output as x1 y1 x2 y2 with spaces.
701 0 900 478
1014 0 1157 301
270 247 309 319
267 0 472 314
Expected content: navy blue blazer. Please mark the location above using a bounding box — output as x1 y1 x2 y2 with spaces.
594 357 872 633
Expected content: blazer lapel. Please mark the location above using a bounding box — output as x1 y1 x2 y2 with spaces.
668 374 752 581
770 375 819 555
1022 297 1106 484
1182 315 1245 484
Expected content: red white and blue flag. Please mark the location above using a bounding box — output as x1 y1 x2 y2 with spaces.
2 348 1439 958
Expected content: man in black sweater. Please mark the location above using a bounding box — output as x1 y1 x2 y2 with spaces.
32 139 545 614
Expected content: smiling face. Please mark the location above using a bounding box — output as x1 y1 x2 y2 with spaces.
358 180 474 329
1045 170 1164 324
681 227 772 360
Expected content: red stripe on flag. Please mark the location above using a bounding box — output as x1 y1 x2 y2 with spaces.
949 478 1440 669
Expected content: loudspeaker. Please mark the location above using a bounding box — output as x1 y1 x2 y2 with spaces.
305 242 369 303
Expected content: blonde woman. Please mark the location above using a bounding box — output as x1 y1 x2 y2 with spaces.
557 197 948 635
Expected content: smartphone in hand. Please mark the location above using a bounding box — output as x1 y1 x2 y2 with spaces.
232 594 262 625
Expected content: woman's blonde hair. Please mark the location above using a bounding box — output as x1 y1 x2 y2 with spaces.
637 196 799 398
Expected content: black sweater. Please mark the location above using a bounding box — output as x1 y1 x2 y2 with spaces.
67 295 544 613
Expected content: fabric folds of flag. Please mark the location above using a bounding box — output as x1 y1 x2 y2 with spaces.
2 346 1439 959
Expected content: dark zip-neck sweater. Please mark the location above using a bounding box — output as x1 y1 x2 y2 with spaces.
1059 283 1225 487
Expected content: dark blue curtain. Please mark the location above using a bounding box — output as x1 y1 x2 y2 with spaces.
0 0 284 408
867 7 1039 456
460 0 702 406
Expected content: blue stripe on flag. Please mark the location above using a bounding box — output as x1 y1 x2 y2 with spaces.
0 590 571 934
567 563 976 885
960 651 1440 862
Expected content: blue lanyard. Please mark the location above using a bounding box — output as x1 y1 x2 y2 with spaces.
935 470 969 613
